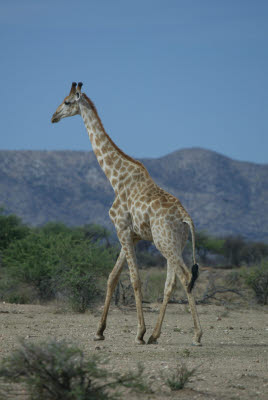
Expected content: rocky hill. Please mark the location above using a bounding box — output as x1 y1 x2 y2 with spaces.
0 148 267 241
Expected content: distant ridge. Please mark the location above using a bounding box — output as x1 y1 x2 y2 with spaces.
0 148 267 241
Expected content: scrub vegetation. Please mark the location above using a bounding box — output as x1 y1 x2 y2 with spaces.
0 209 268 308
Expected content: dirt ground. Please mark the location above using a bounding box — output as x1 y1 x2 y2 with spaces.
0 300 267 400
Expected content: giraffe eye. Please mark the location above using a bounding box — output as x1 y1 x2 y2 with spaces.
65 101 71 106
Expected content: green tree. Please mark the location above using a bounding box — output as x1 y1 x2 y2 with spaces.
37 221 72 236
240 242 268 266
0 208 29 252
195 231 224 263
222 235 245 267
222 236 268 267
78 224 112 247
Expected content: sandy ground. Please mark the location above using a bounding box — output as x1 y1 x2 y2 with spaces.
0 301 268 399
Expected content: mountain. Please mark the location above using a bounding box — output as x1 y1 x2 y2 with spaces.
0 148 267 241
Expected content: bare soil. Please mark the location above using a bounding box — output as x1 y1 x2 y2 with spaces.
0 300 268 399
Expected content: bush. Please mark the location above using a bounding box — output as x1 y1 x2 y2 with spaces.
0 208 30 252
0 339 150 400
142 269 166 302
3 232 60 299
2 229 115 308
54 237 115 312
164 363 197 391
0 276 36 304
241 262 268 305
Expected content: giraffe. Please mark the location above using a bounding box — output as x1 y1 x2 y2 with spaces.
51 82 202 346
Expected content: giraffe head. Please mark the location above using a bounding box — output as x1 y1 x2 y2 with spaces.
51 82 83 123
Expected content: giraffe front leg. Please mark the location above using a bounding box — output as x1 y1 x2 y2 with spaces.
94 249 126 341
126 253 146 344
118 229 146 344
129 268 146 345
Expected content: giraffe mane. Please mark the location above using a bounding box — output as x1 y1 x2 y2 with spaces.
82 94 149 173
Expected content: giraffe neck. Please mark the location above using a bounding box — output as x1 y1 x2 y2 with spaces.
79 94 148 193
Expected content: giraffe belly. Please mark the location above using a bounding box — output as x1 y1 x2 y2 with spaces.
132 218 153 241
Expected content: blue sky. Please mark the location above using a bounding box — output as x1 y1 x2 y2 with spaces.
0 0 267 164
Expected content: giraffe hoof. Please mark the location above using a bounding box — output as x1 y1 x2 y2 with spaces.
135 338 146 345
191 341 202 346
94 334 105 341
147 336 158 345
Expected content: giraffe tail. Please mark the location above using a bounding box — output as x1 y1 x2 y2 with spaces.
188 263 199 292
184 218 199 292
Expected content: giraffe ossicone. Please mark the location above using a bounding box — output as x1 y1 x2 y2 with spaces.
51 82 202 346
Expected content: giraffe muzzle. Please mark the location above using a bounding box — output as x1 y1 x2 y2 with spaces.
51 113 60 123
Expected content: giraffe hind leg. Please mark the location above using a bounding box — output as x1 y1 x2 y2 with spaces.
175 258 202 345
147 263 176 344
